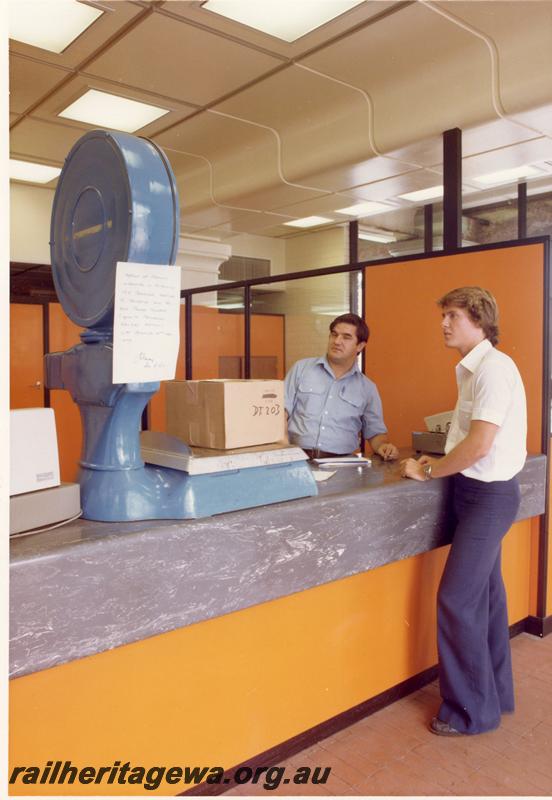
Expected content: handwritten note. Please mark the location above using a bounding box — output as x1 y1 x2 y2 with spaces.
113 262 181 384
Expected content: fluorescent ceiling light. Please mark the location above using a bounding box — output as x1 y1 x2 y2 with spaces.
9 0 103 54
358 230 396 244
203 0 364 42
284 216 334 228
58 89 169 133
399 186 443 203
335 201 391 216
9 159 62 184
473 164 543 187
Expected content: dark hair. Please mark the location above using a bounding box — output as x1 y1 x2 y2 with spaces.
437 286 499 346
330 313 370 344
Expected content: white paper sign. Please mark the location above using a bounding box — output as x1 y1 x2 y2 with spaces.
113 262 181 384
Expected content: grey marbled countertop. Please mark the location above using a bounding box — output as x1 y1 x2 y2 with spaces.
10 452 546 679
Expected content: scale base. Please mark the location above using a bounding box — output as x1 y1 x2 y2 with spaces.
80 460 317 521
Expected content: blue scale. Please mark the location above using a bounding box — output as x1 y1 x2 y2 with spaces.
46 129 317 521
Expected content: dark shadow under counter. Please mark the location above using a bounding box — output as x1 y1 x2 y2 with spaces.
10 452 546 679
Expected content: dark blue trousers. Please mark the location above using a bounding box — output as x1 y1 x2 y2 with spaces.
437 473 521 734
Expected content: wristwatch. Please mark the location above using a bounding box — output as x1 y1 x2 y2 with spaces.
423 463 433 481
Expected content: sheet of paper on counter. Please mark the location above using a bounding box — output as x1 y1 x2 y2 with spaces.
311 469 336 482
113 262 181 384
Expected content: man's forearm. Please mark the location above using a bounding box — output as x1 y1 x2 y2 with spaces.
368 434 388 452
431 427 495 478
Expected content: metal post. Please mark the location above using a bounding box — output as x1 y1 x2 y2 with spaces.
244 285 251 379
42 301 50 408
349 220 359 314
424 204 434 253
443 128 462 252
185 295 192 379
518 182 528 239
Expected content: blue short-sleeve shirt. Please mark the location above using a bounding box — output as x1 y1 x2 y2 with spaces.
284 356 387 454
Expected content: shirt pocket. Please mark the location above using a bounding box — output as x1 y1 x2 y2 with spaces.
339 384 363 409
458 400 473 432
333 385 363 431
296 382 327 416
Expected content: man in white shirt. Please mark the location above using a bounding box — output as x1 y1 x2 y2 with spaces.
401 286 527 736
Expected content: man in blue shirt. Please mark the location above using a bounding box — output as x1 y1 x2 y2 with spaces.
284 313 399 460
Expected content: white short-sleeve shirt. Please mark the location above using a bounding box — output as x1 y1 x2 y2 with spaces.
445 338 527 482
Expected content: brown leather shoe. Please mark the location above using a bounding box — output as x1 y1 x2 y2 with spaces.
429 717 463 736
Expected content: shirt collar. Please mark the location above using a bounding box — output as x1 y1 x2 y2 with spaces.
458 338 493 374
317 355 360 379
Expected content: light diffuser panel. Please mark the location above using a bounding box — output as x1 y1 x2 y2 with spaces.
9 0 103 54
58 89 170 133
203 0 364 42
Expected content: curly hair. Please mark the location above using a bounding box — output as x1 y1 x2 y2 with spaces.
437 286 499 346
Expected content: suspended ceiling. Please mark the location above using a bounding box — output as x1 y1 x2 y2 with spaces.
8 0 552 241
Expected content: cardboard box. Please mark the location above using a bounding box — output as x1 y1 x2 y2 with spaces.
166 379 285 450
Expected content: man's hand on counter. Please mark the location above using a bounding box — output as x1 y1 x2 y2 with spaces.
377 442 400 461
401 454 437 481
369 434 399 461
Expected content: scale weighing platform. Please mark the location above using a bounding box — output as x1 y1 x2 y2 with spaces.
46 129 317 521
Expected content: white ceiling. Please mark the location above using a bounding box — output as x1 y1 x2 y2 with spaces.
8 0 552 240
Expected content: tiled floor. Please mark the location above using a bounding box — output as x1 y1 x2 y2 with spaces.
226 632 552 796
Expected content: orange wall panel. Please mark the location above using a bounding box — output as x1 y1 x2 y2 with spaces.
251 315 285 379
548 457 552 617
9 519 532 797
364 245 544 452
48 304 84 482
10 304 44 409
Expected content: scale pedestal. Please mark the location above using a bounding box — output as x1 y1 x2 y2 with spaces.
45 129 317 522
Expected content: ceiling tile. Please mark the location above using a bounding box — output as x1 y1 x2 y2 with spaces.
462 118 543 157
10 118 85 164
445 1 552 116
351 169 446 204
8 2 146 69
85 12 283 107
156 113 319 210
509 103 552 139
268 192 389 218
9 55 70 115
214 66 379 184
381 118 540 170
302 158 421 194
462 137 552 181
302 2 498 153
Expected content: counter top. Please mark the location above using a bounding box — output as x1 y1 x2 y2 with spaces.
10 453 546 678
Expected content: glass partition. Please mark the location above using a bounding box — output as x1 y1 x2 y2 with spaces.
528 190 552 237
190 288 245 380
251 272 350 374
357 206 426 261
